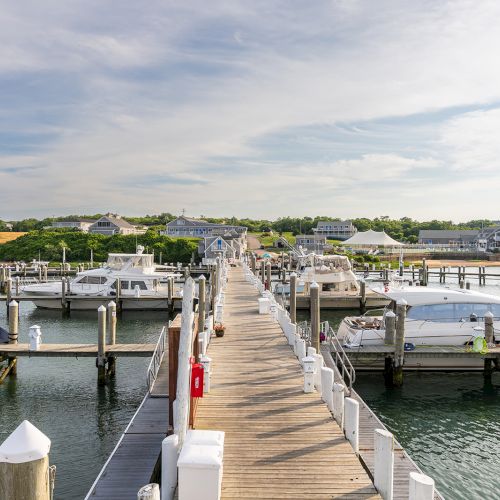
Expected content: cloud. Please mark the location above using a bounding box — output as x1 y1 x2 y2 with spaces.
1 1 500 220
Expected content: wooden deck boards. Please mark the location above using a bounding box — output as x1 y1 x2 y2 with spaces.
321 347 443 500
195 266 380 499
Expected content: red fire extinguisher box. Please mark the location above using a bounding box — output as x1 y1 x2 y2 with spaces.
191 363 204 398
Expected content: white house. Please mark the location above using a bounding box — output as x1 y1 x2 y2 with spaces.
50 220 95 232
313 220 357 240
164 216 247 238
89 214 144 236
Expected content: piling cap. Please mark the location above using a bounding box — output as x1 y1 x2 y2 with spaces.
290 272 297 278
8 300 18 307
485 311 494 318
98 305 106 312
409 471 434 486
385 310 396 318
0 420 51 464
107 300 116 307
310 281 319 289
397 299 408 306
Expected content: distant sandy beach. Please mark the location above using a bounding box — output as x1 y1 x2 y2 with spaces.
410 259 500 268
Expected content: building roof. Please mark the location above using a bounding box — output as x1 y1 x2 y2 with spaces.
341 230 403 247
167 216 246 230
418 230 479 239
92 215 135 229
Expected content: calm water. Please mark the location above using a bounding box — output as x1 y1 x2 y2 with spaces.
298 267 500 500
0 303 168 500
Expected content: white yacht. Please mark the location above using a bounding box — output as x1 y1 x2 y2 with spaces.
21 247 181 310
275 254 388 308
337 285 500 369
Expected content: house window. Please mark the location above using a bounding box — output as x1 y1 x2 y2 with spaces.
98 221 111 227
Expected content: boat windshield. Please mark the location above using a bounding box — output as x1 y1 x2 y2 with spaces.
407 302 500 322
106 254 154 270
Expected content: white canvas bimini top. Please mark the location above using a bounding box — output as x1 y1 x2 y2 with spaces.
341 230 403 247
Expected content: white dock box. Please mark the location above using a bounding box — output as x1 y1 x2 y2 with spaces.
258 297 270 314
178 443 223 500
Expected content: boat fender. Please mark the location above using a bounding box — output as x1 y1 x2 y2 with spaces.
404 342 415 351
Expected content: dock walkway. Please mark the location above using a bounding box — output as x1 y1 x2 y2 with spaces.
195 267 379 499
322 348 443 500
85 350 169 499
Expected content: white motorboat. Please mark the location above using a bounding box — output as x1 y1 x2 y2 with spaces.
337 285 500 370
275 254 388 308
21 246 182 310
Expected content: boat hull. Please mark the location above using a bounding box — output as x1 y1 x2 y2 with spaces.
30 297 175 311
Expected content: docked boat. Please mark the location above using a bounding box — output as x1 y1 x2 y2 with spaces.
275 254 388 309
337 285 500 370
21 247 181 310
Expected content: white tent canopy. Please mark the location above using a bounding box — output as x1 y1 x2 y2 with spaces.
340 230 403 247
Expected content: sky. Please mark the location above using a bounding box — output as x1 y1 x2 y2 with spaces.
1 0 500 221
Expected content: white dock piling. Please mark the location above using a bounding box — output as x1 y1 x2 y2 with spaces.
161 434 179 500
409 472 435 500
374 428 394 500
320 367 334 411
332 383 344 428
344 397 359 454
137 483 160 500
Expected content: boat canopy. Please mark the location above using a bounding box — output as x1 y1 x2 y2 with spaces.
370 285 500 306
106 253 154 271
341 230 403 247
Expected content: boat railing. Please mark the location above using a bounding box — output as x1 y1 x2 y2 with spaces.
326 324 356 394
146 324 169 392
296 321 311 345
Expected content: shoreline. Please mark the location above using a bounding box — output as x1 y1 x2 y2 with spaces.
410 259 500 268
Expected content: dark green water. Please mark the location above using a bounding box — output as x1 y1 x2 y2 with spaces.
0 303 168 500
297 272 500 500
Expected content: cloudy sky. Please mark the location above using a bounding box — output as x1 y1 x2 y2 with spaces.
1 0 500 221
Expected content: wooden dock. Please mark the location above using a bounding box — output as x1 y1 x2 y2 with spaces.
0 343 156 357
321 347 443 500
85 352 169 499
195 266 380 499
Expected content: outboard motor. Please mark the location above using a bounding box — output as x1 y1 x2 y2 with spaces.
470 313 478 323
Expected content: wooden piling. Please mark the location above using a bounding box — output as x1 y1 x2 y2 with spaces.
6 278 12 317
359 280 366 313
198 275 206 335
8 300 19 377
97 305 107 386
265 262 271 291
393 300 406 387
310 282 320 352
107 301 117 377
260 260 266 285
290 272 297 324
250 254 256 275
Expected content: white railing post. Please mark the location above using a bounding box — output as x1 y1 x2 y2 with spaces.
332 383 345 428
302 356 316 393
161 434 179 500
288 323 296 347
409 472 435 500
344 397 359 454
320 367 334 411
296 338 306 365
200 355 212 393
374 429 394 500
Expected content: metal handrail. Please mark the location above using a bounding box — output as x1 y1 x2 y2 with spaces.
327 325 356 393
146 324 168 392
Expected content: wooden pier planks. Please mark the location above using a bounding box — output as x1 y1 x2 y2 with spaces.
321 347 443 500
195 266 380 499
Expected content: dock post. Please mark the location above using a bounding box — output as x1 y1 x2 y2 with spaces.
260 260 266 285
344 397 359 454
6 278 12 317
374 429 394 500
384 311 396 345
167 277 173 312
115 278 122 313
38 265 42 282
320 366 334 412
359 280 366 313
198 275 206 335
332 382 344 428
161 434 179 500
409 472 435 500
137 483 160 500
466 281 470 290
459 279 465 289
97 305 107 386
281 266 287 284
265 261 271 291
0 420 53 500
310 281 320 352
393 300 407 387
421 258 427 286
289 272 297 324
61 278 67 314
107 301 117 378
484 311 495 383
8 300 19 377
250 254 256 275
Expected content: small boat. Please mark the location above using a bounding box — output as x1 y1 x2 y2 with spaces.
337 285 500 370
21 246 181 310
